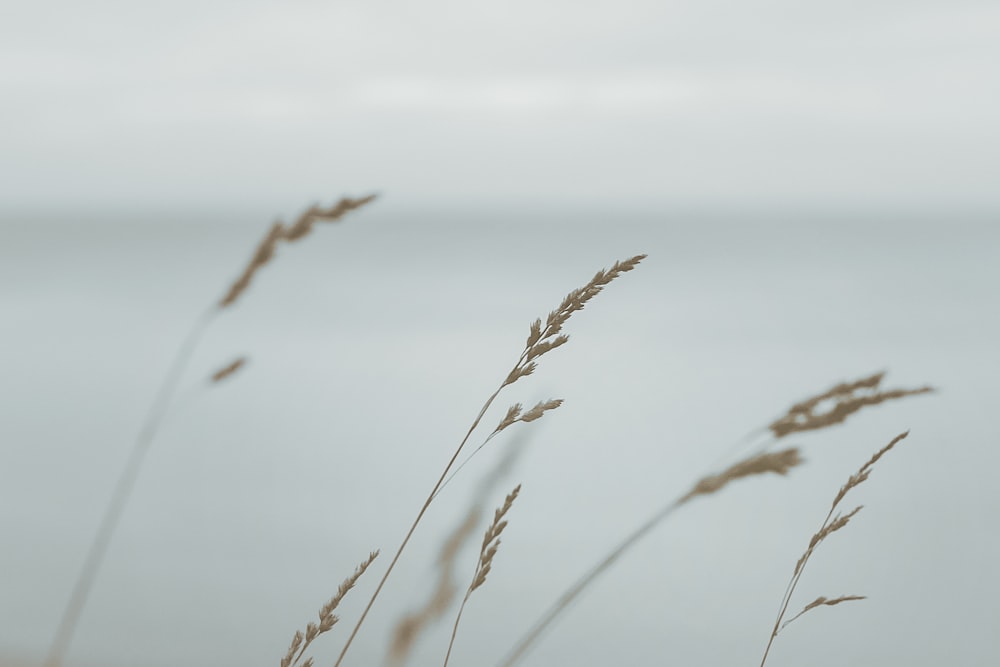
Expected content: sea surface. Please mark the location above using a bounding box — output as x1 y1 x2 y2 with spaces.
2 201 998 666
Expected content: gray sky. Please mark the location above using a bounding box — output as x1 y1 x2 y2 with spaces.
2 0 999 208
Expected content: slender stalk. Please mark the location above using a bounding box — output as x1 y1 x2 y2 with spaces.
443 591 472 667
44 307 216 667
335 255 647 665
758 504 834 667
333 381 508 667
336 327 542 666
432 430 502 501
497 500 682 667
760 431 908 665
443 484 519 667
46 198 376 667
338 344 539 665
499 448 802 667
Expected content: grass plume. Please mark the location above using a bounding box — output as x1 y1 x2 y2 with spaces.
436 400 563 496
219 195 378 308
768 372 932 439
759 430 910 666
333 254 647 666
444 485 521 667
280 551 379 667
44 196 376 667
210 356 248 383
678 448 803 504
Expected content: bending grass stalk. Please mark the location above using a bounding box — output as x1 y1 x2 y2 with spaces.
497 448 803 667
44 306 216 667
389 445 525 665
433 400 562 502
334 255 647 667
333 384 510 667
765 372 931 441
210 356 248 383
280 550 380 667
444 485 521 667
733 372 932 464
759 431 909 666
45 196 376 667
707 372 930 470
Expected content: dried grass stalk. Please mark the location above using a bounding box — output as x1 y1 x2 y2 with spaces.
769 372 932 438
507 255 646 389
280 550 379 667
281 550 379 667
780 595 867 630
43 307 216 667
45 196 375 667
220 194 377 308
282 196 378 242
499 447 803 667
759 431 910 666
210 356 248 383
334 254 646 667
437 400 566 499
280 631 304 667
679 449 803 505
495 404 523 433
444 485 522 667
493 399 563 434
519 400 563 423
389 509 481 664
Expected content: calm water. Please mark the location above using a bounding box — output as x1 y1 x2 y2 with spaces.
2 202 998 666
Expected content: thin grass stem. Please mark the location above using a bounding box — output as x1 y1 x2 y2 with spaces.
44 306 216 667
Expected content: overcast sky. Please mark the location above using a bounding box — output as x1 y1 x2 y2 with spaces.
2 1 998 209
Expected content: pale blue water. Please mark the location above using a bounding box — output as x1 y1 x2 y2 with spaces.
2 201 998 666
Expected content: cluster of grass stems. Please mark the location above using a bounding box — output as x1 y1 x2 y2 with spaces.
43 196 934 667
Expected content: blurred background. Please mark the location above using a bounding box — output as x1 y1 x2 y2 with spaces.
2 1 998 666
